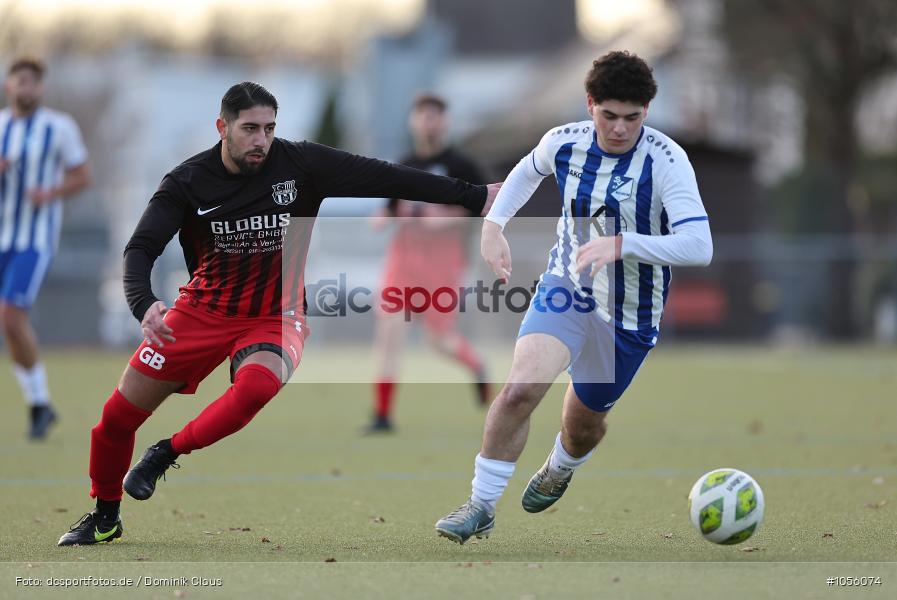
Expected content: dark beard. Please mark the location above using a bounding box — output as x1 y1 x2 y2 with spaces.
226 133 265 175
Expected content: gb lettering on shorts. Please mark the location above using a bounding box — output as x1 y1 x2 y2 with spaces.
139 347 166 370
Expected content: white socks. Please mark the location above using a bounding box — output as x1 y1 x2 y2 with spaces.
548 432 593 473
13 362 50 406
471 454 515 512
470 434 594 513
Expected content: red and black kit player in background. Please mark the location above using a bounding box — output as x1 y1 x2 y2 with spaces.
365 93 491 434
57 82 500 546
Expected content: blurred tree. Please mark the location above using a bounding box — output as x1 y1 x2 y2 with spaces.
313 84 343 149
720 0 897 338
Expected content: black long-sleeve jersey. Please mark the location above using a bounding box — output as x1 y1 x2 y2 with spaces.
123 138 487 321
386 146 488 216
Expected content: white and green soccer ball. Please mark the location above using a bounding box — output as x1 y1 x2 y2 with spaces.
688 468 764 545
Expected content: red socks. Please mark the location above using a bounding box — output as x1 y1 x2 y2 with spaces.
375 379 395 419
373 338 482 420
87 365 281 500
89 390 152 501
171 364 281 455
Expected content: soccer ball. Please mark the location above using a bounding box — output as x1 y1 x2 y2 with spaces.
688 468 764 545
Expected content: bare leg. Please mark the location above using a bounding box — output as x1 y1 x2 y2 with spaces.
480 333 570 461
434 334 571 542
517 383 609 514
369 312 407 427
424 327 482 370
117 364 184 412
3 303 56 437
559 383 609 458
0 303 39 368
373 311 407 380
424 326 486 374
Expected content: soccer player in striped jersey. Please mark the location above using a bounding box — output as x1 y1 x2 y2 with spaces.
57 81 500 546
0 57 91 440
436 51 713 544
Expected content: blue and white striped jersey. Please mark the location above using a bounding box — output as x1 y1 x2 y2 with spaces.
0 106 88 254
530 122 708 334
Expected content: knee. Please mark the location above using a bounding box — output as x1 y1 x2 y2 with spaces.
0 304 22 335
233 364 282 409
594 416 609 437
498 383 544 411
93 391 151 437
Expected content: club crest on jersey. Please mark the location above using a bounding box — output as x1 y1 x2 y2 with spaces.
609 175 634 202
272 180 297 206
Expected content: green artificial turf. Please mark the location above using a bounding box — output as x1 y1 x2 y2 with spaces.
1 346 895 599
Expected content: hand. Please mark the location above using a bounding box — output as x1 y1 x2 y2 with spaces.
481 182 503 216
141 301 176 347
481 220 512 283
0 158 10 174
575 235 623 278
29 188 56 207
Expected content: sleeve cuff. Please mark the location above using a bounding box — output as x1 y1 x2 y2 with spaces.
463 185 488 214
132 297 160 323
484 214 508 230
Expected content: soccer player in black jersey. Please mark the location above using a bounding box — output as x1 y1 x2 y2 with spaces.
366 93 491 433
57 82 499 546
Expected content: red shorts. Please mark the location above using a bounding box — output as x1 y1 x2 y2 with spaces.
380 232 467 333
128 298 307 394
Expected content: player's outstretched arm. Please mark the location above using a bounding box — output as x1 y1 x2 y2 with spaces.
141 301 175 347
479 147 548 230
298 142 491 214
481 220 512 283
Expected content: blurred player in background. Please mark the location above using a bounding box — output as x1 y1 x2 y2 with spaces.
0 57 91 440
57 81 500 546
435 51 713 544
365 93 490 434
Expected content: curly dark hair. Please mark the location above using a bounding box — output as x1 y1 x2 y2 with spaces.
585 51 657 105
